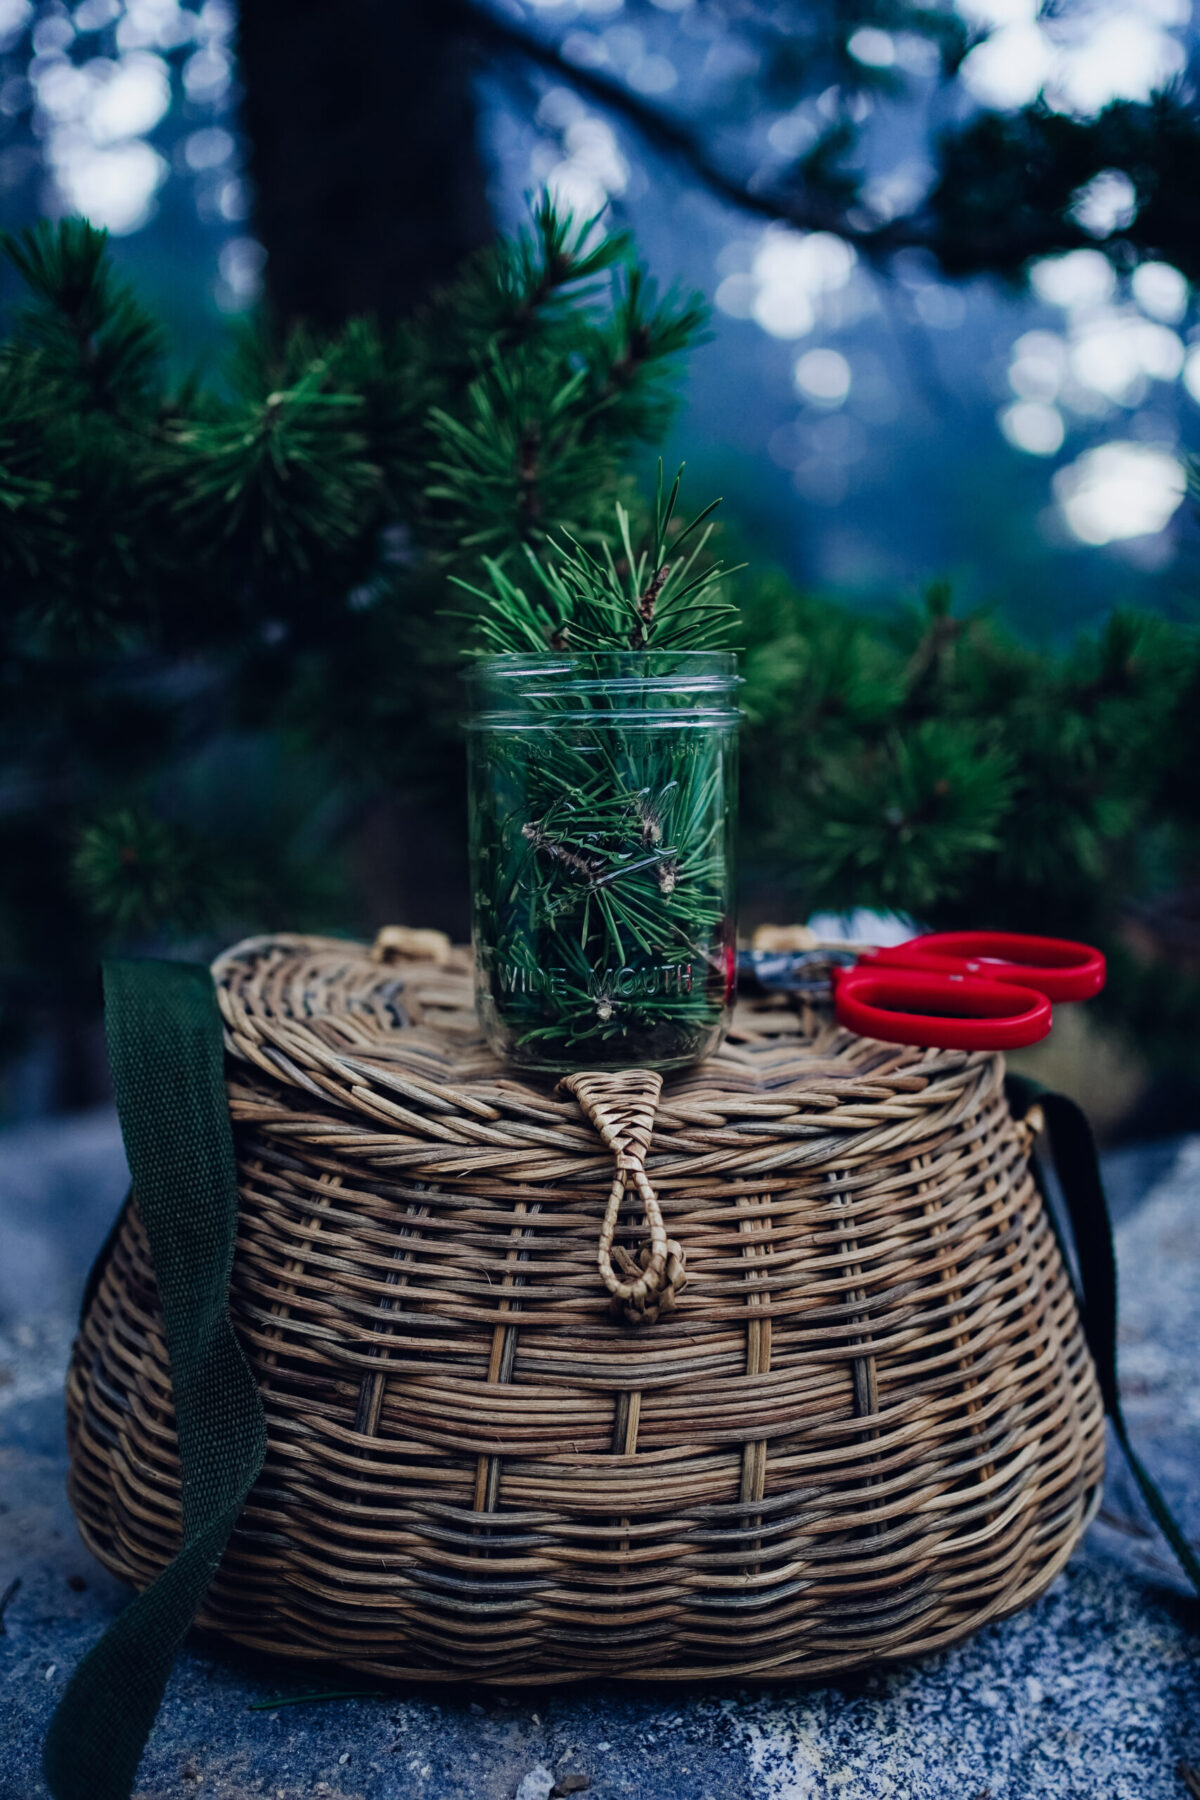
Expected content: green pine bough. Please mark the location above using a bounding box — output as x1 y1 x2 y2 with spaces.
3 204 1200 1086
458 467 742 1070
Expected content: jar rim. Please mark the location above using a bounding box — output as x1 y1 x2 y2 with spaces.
464 649 738 677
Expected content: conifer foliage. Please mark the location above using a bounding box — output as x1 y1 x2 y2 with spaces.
452 463 739 653
1 200 1199 1095
0 201 706 1079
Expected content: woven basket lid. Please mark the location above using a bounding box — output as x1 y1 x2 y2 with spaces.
212 929 988 1168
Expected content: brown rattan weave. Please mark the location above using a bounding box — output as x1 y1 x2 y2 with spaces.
65 931 1105 1683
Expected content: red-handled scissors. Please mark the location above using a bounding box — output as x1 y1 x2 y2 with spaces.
831 930 1106 1051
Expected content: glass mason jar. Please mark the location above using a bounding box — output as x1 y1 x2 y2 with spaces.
466 652 740 1073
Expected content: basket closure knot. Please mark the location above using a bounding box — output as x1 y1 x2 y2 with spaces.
559 1069 685 1325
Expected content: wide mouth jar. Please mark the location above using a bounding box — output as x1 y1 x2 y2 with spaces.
465 650 740 719
465 652 740 1074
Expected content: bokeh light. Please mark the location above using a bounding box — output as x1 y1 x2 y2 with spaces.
1069 169 1137 239
794 348 852 405
958 0 1188 118
716 226 858 342
1 0 252 301
1000 400 1065 456
1053 441 1186 544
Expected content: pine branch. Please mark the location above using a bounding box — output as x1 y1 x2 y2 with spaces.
2 219 164 414
71 804 235 936
164 353 383 585
0 357 71 583
417 252 706 559
455 463 740 652
435 194 635 351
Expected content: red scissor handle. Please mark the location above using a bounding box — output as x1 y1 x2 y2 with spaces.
873 931 1106 1002
834 966 1053 1051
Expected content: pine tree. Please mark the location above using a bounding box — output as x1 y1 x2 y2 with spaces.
2 200 1199 1101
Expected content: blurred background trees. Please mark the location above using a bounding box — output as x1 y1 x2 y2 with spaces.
1 0 1199 1122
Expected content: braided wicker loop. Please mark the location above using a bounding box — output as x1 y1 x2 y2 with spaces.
558 1069 685 1323
64 931 1105 1685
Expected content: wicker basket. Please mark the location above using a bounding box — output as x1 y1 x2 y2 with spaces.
65 932 1105 1683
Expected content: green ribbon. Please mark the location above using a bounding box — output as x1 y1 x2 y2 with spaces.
44 961 268 1800
1006 1074 1200 1597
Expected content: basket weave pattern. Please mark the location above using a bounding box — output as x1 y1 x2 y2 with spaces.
66 934 1105 1682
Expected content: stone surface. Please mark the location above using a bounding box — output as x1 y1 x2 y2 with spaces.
1 1111 1198 1800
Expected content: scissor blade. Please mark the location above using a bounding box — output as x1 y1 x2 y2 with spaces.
737 950 855 996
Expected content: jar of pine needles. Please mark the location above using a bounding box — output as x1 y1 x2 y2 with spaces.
466 651 740 1072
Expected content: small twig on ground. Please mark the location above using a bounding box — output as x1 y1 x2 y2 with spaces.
247 1689 384 1710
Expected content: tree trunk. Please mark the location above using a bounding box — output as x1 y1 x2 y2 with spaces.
237 0 492 326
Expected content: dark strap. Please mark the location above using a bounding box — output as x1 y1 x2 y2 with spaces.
1006 1074 1200 1596
44 960 268 1800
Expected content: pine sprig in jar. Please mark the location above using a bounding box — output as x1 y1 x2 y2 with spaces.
458 467 741 1073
